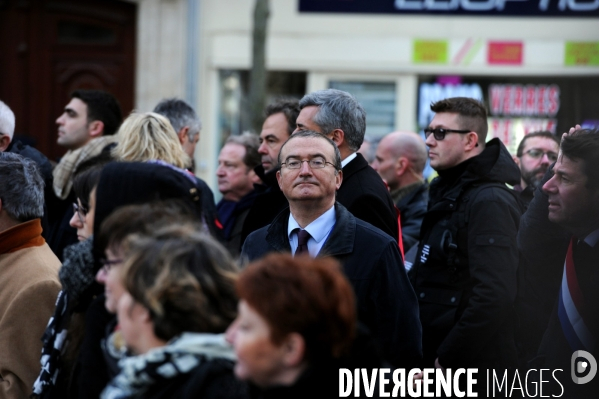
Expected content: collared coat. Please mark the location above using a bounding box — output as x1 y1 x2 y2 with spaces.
0 220 61 399
242 203 422 368
336 153 400 242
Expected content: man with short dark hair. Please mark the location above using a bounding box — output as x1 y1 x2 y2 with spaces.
240 99 301 247
372 131 429 252
49 90 122 259
295 89 399 243
410 97 522 372
519 128 599 397
153 98 202 160
216 133 261 255
0 152 61 398
242 130 422 368
514 131 560 205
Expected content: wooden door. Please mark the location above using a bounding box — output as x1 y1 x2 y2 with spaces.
0 0 136 161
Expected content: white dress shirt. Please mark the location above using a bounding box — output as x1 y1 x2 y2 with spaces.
287 205 336 257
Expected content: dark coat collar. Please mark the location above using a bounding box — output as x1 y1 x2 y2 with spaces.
341 152 368 181
265 202 356 257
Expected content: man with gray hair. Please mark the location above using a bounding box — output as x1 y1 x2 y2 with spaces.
372 131 429 252
1 99 54 238
153 98 202 160
295 89 400 244
153 98 221 239
0 152 61 398
216 133 261 255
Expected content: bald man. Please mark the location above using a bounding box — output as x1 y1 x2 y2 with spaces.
372 131 429 251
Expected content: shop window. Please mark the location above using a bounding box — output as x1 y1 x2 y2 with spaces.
329 80 396 139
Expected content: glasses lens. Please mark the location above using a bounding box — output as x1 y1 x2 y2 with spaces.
424 128 446 141
527 149 542 158
547 152 558 162
309 157 326 168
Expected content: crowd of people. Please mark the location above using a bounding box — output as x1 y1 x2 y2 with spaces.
0 88 597 398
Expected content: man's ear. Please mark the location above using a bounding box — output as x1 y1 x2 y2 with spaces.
335 169 343 190
88 120 105 138
329 129 345 148
281 332 306 367
513 155 520 167
0 135 10 152
178 126 190 145
396 156 408 176
464 132 479 151
276 169 283 190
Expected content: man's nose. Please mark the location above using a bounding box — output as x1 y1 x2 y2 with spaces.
258 142 268 154
540 153 552 165
299 160 312 174
542 175 557 194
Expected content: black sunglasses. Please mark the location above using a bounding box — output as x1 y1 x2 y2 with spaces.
424 127 471 141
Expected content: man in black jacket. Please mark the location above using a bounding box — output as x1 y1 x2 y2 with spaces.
295 89 400 243
410 97 522 373
520 128 599 398
239 99 300 248
372 131 429 253
242 131 422 369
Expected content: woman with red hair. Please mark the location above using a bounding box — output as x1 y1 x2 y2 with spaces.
226 253 357 397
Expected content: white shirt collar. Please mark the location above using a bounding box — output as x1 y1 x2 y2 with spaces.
287 206 336 257
341 152 357 168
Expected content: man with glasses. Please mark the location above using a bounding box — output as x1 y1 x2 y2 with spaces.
242 130 422 369
410 97 523 377
294 89 399 243
514 131 560 205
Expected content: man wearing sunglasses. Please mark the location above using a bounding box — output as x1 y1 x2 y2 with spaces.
514 131 560 206
410 97 523 379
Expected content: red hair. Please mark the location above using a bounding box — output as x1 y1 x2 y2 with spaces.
237 253 356 361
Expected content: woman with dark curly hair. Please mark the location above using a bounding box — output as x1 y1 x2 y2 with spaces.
101 227 248 399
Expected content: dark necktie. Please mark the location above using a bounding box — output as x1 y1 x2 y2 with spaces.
295 229 311 256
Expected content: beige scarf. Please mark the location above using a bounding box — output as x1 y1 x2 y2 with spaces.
52 136 117 199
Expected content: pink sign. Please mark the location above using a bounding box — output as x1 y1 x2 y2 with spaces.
488 42 523 65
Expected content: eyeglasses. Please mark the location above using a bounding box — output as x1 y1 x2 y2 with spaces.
281 157 336 170
72 203 88 224
99 258 123 272
424 127 471 141
523 149 558 162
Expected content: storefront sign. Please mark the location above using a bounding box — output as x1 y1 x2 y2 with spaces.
489 118 557 153
565 42 599 66
299 0 599 16
413 40 448 64
488 42 523 65
489 84 560 116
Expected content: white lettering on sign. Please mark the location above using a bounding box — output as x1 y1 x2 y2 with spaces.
396 0 599 11
489 84 560 117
